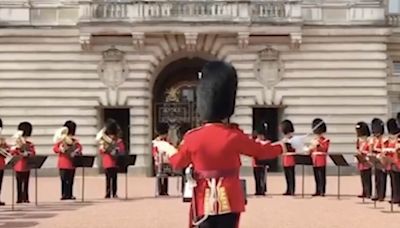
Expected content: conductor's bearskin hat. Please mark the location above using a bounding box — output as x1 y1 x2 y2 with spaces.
196 61 238 122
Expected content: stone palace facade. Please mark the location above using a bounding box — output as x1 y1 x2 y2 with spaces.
0 0 400 175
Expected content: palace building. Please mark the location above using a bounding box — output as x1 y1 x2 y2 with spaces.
0 0 399 175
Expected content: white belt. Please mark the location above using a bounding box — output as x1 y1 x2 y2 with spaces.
312 152 327 156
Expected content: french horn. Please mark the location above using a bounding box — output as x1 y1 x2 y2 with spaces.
96 128 117 155
0 137 11 158
53 127 77 156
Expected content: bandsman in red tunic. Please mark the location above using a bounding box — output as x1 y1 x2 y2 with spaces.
98 119 126 199
0 118 9 206
152 123 171 196
53 121 83 200
280 119 296 196
10 122 36 204
355 122 372 198
251 126 269 196
167 61 284 228
382 118 400 205
305 118 330 197
370 118 387 201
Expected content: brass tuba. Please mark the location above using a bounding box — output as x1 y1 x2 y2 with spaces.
96 128 117 155
53 127 77 156
0 136 11 158
11 130 30 155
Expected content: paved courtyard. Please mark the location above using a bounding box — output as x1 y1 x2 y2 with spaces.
0 175 399 228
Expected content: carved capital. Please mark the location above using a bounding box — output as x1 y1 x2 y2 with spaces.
237 32 250 49
80 33 92 51
290 32 302 50
132 32 145 50
184 32 198 51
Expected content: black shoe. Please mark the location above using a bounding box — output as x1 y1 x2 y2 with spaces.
16 200 23 204
0 201 5 206
105 195 111 199
69 196 76 200
113 195 119 199
61 196 68 200
357 194 366 198
24 200 30 203
389 200 400 204
312 193 321 197
371 197 379 201
282 192 290 196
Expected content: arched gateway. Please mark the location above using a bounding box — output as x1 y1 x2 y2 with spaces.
152 57 208 146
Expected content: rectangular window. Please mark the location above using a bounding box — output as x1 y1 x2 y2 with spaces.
393 61 400 76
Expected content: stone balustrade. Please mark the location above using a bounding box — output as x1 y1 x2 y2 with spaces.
387 13 400 26
78 0 302 23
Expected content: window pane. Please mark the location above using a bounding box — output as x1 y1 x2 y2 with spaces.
389 0 400 14
393 61 400 76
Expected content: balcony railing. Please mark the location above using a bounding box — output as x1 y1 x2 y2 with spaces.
387 13 400 26
79 0 302 23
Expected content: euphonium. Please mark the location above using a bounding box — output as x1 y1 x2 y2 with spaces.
0 137 11 158
12 130 29 155
53 127 76 156
96 128 117 155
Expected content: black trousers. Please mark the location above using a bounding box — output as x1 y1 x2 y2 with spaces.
0 170 3 199
374 169 387 199
313 167 326 195
158 177 169 195
360 169 372 197
253 166 266 195
105 167 118 197
283 166 295 194
59 169 75 198
198 213 240 228
390 170 400 202
16 171 30 202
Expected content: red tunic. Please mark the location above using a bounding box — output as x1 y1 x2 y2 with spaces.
53 138 83 169
370 136 384 154
356 138 371 171
100 139 125 169
252 138 271 167
383 136 400 171
169 123 283 223
281 136 295 167
10 140 36 172
309 135 330 167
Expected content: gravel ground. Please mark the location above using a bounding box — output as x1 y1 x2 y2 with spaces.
0 175 399 228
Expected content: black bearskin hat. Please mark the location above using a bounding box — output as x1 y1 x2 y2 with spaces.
156 123 169 135
371 118 384 136
387 118 400 135
312 118 326 134
18 122 32 137
105 118 120 136
63 120 77 136
355 122 370 137
281 119 294 135
196 61 238 122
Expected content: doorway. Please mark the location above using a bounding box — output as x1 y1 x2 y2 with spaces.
100 108 130 153
252 107 283 172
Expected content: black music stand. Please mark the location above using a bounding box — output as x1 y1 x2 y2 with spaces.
27 155 48 206
294 154 313 198
117 154 137 200
73 155 95 202
354 154 369 204
240 179 247 205
5 157 22 211
329 154 349 200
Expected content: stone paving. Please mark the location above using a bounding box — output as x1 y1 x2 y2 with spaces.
0 175 399 228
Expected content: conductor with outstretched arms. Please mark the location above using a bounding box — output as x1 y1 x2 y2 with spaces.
166 61 284 228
